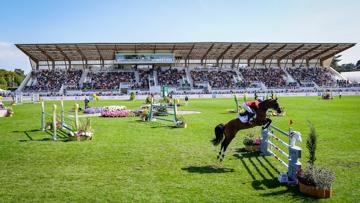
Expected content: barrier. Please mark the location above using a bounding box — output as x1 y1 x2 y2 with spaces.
15 93 40 104
41 100 79 141
41 102 57 141
147 98 179 126
260 125 302 184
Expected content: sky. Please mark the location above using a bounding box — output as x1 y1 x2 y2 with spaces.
0 0 359 73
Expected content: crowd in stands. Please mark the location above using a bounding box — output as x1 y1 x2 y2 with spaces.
157 68 186 87
65 70 82 90
239 68 287 87
336 79 360 87
132 69 153 89
24 70 66 92
191 70 237 89
286 67 336 87
82 71 135 90
20 66 359 93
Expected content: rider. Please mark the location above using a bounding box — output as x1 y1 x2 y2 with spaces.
242 99 261 122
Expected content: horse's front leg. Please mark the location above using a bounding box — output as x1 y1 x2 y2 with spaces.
262 118 272 129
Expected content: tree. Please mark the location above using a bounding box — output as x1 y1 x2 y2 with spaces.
331 55 342 71
0 77 7 89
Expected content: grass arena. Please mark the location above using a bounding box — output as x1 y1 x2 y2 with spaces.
0 96 359 202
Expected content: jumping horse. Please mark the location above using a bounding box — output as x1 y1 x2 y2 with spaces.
212 99 282 161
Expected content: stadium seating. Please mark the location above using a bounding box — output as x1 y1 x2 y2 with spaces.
191 70 238 89
239 68 287 88
286 67 336 87
20 66 344 93
157 68 186 87
83 71 135 90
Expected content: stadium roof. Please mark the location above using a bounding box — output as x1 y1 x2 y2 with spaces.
16 42 355 64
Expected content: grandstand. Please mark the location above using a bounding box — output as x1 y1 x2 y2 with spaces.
15 42 356 96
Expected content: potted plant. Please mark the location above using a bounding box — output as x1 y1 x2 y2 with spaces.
297 123 335 198
129 92 136 101
68 118 94 141
175 116 187 128
242 132 261 152
155 105 168 116
145 96 152 104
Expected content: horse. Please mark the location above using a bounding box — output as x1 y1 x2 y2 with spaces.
211 99 282 161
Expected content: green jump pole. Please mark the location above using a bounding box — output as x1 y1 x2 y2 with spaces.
234 95 239 113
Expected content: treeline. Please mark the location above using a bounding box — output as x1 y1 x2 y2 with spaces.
0 69 25 90
331 55 360 72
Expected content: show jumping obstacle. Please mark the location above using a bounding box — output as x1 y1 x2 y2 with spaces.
41 100 79 141
15 93 39 104
147 97 180 126
260 125 302 184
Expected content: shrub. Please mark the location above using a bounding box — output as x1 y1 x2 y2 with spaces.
130 92 135 101
145 96 152 104
307 122 317 165
299 165 336 190
298 122 336 190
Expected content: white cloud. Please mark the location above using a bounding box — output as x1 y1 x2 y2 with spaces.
0 42 31 73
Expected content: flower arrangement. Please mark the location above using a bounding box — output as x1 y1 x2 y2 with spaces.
175 115 187 128
84 107 104 114
101 110 133 117
243 132 261 146
68 118 94 141
243 132 261 152
45 119 62 130
103 105 127 111
100 105 134 117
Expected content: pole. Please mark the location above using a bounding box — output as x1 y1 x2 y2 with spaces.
234 95 239 113
52 104 57 141
74 103 79 130
41 101 45 131
173 98 177 122
61 100 65 129
148 97 154 121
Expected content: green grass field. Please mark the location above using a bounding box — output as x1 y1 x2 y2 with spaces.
0 96 359 202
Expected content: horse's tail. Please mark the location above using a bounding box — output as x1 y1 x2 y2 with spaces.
211 123 225 146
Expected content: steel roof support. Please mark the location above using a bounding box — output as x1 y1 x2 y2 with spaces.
292 44 321 66
307 44 338 61
216 43 233 66
319 45 355 67
201 43 215 65
36 45 55 66
95 45 104 69
248 44 270 62
277 44 304 67
75 45 87 69
55 45 71 69
231 44 251 68
185 44 195 67
262 44 287 65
